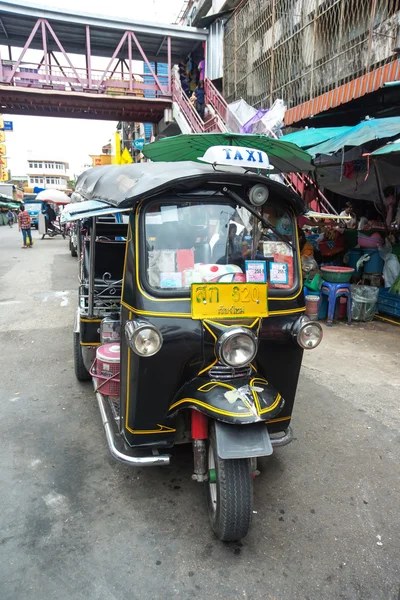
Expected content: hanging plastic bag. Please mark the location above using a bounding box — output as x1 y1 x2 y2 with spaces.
390 274 400 295
379 240 400 287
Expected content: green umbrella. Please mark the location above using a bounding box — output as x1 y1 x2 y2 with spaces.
142 133 313 174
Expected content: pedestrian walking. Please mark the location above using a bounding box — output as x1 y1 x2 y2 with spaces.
6 209 14 227
17 204 33 248
193 80 205 120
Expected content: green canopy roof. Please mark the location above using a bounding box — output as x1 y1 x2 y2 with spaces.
281 126 352 149
0 200 19 209
142 133 313 174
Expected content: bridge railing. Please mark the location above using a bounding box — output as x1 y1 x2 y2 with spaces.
0 61 172 98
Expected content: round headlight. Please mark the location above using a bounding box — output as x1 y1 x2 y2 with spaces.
297 321 323 350
217 329 257 368
125 321 163 357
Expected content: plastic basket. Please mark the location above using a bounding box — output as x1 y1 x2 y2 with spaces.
376 288 400 318
90 358 120 396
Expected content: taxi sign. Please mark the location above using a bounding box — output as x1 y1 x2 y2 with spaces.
198 145 273 170
191 283 268 320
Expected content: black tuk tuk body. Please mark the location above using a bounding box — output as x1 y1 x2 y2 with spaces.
66 162 322 542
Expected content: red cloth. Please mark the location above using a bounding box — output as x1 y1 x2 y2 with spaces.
18 210 31 229
177 249 194 272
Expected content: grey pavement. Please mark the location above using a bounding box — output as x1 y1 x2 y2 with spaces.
0 224 399 600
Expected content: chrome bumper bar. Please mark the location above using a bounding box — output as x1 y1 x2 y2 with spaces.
95 387 170 467
270 426 293 448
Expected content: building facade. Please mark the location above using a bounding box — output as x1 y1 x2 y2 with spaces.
223 0 400 126
27 159 69 189
177 0 242 81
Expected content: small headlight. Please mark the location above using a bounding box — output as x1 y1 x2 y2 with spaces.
217 328 257 368
125 321 163 357
296 321 323 350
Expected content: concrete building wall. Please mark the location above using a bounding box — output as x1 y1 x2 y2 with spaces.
223 0 400 110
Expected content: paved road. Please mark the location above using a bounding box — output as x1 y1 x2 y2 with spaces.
0 225 399 600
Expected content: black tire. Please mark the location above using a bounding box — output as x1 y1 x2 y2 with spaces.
206 422 253 541
70 241 77 257
73 332 91 381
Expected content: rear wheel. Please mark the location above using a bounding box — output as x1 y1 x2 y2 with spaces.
206 422 253 541
73 332 91 381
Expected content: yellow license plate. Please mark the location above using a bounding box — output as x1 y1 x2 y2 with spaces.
191 283 268 320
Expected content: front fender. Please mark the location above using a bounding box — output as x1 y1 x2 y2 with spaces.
168 373 284 425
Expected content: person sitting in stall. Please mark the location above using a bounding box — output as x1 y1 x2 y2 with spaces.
298 228 314 258
382 186 396 228
340 202 357 229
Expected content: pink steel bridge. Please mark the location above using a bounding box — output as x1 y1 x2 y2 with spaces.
0 1 208 122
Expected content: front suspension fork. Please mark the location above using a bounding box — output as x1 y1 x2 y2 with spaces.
191 410 208 482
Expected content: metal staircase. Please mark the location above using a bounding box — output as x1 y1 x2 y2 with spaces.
171 70 337 215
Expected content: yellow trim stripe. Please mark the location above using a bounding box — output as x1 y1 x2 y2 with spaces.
169 397 253 418
121 300 191 318
128 425 177 435
135 203 188 302
80 318 102 323
375 314 400 326
121 299 305 319
197 321 218 375
198 381 236 392
80 342 101 346
205 317 260 330
265 415 291 424
124 308 175 435
133 204 303 311
249 377 281 414
120 220 131 300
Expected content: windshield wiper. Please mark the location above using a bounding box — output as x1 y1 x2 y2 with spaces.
222 187 295 251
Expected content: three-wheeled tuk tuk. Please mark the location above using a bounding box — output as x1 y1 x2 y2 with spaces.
63 146 323 541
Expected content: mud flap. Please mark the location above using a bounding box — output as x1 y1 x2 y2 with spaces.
214 421 273 460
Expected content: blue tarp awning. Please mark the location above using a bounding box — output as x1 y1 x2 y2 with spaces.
370 138 400 156
280 126 352 149
307 117 400 156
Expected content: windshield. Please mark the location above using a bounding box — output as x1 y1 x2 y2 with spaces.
26 203 41 212
144 200 297 294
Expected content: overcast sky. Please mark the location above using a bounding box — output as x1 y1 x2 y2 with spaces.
3 0 185 179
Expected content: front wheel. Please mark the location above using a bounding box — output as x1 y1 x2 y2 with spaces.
206 422 253 541
73 332 91 381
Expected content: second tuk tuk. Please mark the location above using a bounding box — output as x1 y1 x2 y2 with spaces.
63 146 323 541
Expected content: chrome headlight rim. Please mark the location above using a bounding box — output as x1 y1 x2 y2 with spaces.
217 328 258 368
292 316 323 350
124 320 163 357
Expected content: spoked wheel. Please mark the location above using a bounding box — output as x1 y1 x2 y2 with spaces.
206 422 253 542
73 332 91 381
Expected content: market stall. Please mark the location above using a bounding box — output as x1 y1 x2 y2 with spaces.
294 120 400 326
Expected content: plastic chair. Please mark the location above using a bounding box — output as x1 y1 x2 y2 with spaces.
319 281 352 326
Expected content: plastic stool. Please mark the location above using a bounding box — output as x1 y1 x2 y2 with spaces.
319 282 352 326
